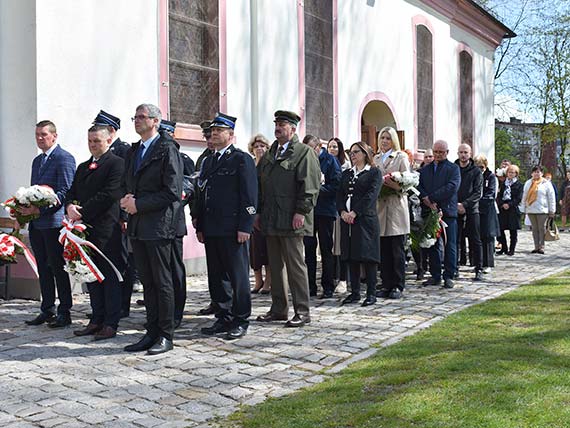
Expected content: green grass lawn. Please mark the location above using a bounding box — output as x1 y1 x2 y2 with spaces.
230 273 570 428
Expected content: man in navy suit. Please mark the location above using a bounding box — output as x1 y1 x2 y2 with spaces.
24 120 76 328
418 140 461 289
195 113 258 340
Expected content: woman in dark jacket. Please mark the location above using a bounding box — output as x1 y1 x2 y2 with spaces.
474 155 500 271
497 164 523 255
336 142 382 306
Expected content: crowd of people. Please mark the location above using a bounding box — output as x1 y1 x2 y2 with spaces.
16 105 560 355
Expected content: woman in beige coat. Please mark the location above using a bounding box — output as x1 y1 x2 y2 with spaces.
374 127 410 299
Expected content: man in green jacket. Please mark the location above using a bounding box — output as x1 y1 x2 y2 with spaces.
256 110 320 327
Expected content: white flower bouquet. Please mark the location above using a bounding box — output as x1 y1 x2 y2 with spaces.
380 171 420 197
2 185 60 226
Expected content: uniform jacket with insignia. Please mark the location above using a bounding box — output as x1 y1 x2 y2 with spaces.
195 144 258 237
257 134 321 236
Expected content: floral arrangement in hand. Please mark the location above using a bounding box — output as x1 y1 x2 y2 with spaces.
2 185 60 226
495 167 506 177
410 209 444 251
380 171 420 198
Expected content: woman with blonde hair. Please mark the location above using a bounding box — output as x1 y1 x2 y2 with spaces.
497 164 523 255
248 134 271 293
373 126 410 299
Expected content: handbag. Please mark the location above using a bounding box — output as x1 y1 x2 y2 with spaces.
545 217 560 241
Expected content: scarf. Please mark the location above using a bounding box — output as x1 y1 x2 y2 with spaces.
503 177 517 201
526 177 544 206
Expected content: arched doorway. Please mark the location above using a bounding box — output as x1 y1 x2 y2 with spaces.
358 93 402 154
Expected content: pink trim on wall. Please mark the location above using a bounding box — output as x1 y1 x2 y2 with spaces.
219 0 228 112
333 0 339 136
158 0 170 117
357 92 400 136
457 43 475 152
411 15 436 154
297 1 306 136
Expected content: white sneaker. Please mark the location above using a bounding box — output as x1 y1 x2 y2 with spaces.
336 280 347 293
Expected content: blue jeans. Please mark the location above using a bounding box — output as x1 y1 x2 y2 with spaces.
428 217 457 281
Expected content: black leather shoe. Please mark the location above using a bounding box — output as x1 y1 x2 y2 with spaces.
443 278 455 289
136 299 145 306
225 325 248 340
474 271 483 282
388 290 403 299
341 294 360 305
198 303 216 316
201 321 230 336
422 278 442 287
47 315 72 328
256 312 288 322
124 334 157 352
284 314 310 328
25 313 55 326
73 323 102 336
376 289 390 298
319 291 334 299
361 295 377 306
147 337 173 355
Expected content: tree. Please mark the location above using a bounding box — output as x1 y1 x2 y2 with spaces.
495 128 513 165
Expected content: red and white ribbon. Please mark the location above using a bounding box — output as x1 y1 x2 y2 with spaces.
58 219 123 283
0 233 38 277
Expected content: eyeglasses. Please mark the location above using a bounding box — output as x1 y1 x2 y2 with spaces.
131 115 153 121
349 150 362 155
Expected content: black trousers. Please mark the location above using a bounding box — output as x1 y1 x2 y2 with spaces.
87 241 122 329
29 226 72 316
172 237 187 322
131 239 175 340
204 236 251 328
349 261 377 297
498 229 518 253
457 213 482 272
303 215 335 294
482 237 495 268
380 234 406 292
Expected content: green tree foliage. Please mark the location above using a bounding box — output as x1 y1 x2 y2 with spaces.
495 128 513 165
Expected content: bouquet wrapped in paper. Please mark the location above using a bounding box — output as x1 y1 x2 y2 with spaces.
380 171 420 198
2 185 60 226
59 219 123 284
410 209 445 251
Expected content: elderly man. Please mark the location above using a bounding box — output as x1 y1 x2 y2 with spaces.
66 125 124 339
455 143 483 281
195 113 258 339
24 120 76 328
121 104 183 355
418 140 461 289
256 111 320 327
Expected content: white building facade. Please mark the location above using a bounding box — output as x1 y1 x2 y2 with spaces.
0 0 512 274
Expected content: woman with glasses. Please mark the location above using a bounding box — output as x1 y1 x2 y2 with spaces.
474 155 500 272
248 134 272 294
337 142 382 306
520 165 556 254
373 127 410 299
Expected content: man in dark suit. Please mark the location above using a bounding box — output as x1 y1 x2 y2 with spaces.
65 125 125 340
92 110 139 318
24 120 76 328
195 113 258 339
121 104 183 355
418 140 461 289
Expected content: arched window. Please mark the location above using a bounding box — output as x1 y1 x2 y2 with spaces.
416 24 433 150
459 50 473 146
304 0 333 139
168 0 219 125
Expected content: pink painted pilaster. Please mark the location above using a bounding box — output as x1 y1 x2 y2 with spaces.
333 0 339 136
297 1 306 136
158 0 169 117
357 92 400 137
219 0 228 112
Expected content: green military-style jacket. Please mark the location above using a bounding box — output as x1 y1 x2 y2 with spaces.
258 134 321 236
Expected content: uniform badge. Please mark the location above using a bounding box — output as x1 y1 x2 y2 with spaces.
246 206 256 215
88 162 98 170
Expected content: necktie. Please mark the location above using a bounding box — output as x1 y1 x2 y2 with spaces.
134 144 145 173
433 162 437 174
276 145 285 159
213 152 221 163
40 153 48 168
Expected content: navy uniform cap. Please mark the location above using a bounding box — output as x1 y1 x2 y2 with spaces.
93 110 121 130
274 110 301 126
210 112 237 129
200 120 212 137
159 119 177 134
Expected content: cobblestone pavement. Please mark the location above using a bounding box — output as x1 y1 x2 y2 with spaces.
0 230 569 427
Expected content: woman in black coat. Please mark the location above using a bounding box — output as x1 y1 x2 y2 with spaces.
474 155 500 271
336 142 382 306
497 164 523 255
